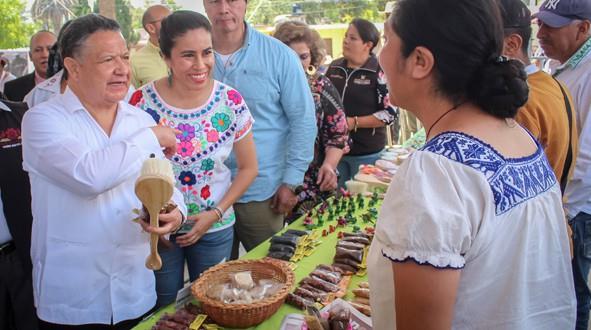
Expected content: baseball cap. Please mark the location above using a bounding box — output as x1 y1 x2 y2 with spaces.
499 0 532 28
534 0 591 28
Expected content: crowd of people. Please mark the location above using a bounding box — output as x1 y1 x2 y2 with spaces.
0 0 590 329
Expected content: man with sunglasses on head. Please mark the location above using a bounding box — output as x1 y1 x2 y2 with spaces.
130 5 171 88
535 0 591 329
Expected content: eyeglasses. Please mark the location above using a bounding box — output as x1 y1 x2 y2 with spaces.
206 0 243 6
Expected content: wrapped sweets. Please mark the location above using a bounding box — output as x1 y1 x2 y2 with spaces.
286 293 314 310
336 241 365 251
341 235 370 245
300 276 340 293
335 247 363 263
310 268 342 284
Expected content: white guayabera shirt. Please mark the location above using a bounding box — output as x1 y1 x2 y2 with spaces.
22 87 186 324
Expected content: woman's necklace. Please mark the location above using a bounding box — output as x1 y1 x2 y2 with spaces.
426 102 464 139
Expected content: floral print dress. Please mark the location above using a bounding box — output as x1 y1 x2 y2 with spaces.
292 73 349 217
130 80 253 233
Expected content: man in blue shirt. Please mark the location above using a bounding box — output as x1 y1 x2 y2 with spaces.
203 0 316 256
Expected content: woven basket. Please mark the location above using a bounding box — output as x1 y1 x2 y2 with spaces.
191 258 295 328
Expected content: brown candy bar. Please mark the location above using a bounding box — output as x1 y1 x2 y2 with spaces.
335 247 363 263
286 293 314 310
310 268 341 284
301 276 340 293
334 257 360 270
343 232 371 240
336 241 365 251
294 287 327 302
332 263 356 275
341 236 370 245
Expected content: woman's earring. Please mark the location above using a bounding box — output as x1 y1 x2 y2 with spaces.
306 65 317 76
167 69 173 86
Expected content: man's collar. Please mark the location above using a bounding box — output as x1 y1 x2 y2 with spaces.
37 70 64 93
0 100 11 112
555 36 591 74
61 87 132 116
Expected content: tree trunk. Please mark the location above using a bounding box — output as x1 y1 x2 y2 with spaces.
98 0 115 19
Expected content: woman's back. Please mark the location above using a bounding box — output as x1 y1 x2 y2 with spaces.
369 130 575 329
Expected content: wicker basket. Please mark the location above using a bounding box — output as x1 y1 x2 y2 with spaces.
191 258 295 328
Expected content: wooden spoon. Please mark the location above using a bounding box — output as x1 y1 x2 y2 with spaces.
136 175 174 270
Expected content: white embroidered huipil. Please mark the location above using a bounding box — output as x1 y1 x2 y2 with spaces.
368 131 576 330
22 87 186 325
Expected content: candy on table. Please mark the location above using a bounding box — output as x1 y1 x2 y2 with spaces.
329 225 336 233
337 217 347 227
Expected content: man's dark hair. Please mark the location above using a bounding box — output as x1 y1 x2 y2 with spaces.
60 14 120 60
390 0 528 119
499 0 532 55
159 11 212 58
350 18 380 53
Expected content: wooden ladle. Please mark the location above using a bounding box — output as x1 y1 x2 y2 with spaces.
135 158 174 271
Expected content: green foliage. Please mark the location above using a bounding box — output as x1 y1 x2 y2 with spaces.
163 0 181 11
115 0 140 45
72 0 92 17
247 0 390 25
0 0 38 48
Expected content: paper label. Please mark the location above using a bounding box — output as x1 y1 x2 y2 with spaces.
175 282 193 310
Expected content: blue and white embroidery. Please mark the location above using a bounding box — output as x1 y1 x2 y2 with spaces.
422 132 556 215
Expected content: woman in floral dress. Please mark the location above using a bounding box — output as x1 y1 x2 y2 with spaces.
129 11 257 307
273 21 349 221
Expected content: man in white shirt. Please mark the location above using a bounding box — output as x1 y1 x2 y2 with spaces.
535 0 591 329
22 14 186 329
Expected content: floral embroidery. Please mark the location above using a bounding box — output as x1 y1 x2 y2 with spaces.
201 185 211 200
227 89 242 105
0 128 20 140
177 123 195 142
179 171 196 186
187 203 200 216
178 141 194 157
422 132 556 215
206 129 219 142
145 108 161 123
201 158 214 171
211 113 230 132
134 82 253 233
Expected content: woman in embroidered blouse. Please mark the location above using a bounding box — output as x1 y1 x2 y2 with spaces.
367 0 575 329
129 11 257 307
273 21 349 220
325 18 398 187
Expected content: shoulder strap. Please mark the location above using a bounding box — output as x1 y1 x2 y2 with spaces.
552 76 574 194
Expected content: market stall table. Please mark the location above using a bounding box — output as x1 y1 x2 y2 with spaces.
134 196 380 330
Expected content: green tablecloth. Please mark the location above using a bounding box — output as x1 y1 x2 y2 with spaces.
134 198 379 330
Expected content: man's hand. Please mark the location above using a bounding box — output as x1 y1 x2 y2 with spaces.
317 163 338 192
271 184 298 215
175 211 218 247
151 126 180 158
139 206 183 236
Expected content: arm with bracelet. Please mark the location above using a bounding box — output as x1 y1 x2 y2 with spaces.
175 131 258 247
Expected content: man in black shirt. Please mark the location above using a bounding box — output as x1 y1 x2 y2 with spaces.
0 97 38 330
